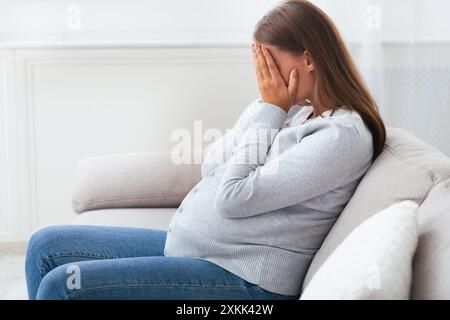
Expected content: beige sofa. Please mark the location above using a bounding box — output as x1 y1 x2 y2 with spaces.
72 127 450 299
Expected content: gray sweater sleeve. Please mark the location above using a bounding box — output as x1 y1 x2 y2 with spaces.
214 103 370 219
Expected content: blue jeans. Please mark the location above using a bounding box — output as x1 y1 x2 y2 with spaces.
25 225 300 300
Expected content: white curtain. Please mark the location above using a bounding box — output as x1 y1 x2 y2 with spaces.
313 0 450 155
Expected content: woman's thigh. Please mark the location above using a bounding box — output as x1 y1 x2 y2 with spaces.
26 224 167 299
36 256 288 300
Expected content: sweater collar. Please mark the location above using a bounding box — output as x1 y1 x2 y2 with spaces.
285 105 351 127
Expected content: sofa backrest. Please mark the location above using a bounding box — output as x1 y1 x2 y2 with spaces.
411 178 450 299
302 127 450 299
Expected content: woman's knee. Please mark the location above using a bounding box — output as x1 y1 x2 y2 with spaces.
25 225 75 279
27 226 71 260
25 226 76 300
35 264 79 300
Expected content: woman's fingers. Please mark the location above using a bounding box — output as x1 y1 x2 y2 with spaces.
288 68 298 104
261 47 283 82
252 47 263 83
256 45 270 80
252 43 294 111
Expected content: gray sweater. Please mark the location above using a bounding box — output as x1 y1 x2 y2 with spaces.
164 99 374 296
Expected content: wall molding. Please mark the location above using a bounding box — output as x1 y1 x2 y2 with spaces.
2 40 450 50
6 44 449 242
0 55 12 239
16 47 252 238
0 39 252 50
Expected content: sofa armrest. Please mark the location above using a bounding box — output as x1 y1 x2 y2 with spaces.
72 151 202 214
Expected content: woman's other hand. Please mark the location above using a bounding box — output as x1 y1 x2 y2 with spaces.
252 43 298 112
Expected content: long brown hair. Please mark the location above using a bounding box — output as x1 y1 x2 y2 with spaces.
253 0 386 160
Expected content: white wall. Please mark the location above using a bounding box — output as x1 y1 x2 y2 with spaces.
1 0 450 47
0 0 279 47
0 0 449 241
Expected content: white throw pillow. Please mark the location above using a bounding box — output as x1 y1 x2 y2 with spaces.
300 200 419 300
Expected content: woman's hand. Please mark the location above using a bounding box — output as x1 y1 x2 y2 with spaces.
252 44 298 112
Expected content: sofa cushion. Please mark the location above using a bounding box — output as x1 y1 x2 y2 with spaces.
72 152 202 214
301 201 419 300
411 178 450 299
71 208 176 230
302 127 450 291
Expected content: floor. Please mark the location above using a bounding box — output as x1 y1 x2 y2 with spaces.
0 243 28 300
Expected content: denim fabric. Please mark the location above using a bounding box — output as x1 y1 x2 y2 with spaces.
25 225 299 300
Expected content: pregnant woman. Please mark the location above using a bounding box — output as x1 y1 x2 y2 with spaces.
25 0 385 300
